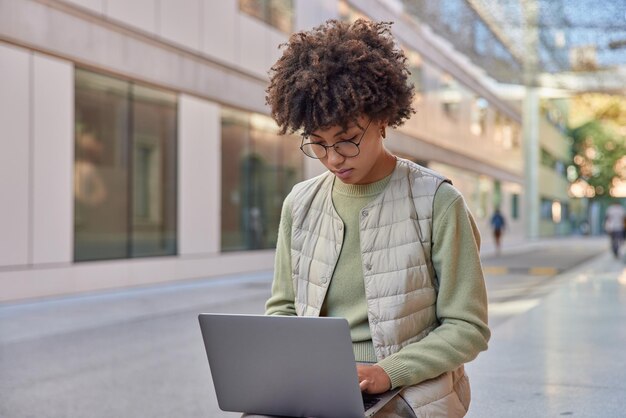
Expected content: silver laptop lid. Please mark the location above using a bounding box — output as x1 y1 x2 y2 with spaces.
198 313 367 418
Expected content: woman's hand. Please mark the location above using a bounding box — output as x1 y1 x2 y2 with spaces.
357 364 391 394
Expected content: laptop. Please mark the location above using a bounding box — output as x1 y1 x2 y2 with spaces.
198 313 400 418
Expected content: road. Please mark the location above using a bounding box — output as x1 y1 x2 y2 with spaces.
481 238 607 327
0 237 609 418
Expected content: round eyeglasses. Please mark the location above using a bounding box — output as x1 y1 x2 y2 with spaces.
300 120 372 159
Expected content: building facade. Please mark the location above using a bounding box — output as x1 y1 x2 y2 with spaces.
537 99 573 236
1 0 527 302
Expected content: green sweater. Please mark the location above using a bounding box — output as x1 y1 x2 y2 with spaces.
266 174 490 389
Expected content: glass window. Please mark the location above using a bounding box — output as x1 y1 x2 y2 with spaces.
221 109 250 251
502 117 515 149
249 114 281 248
511 193 519 220
471 97 488 136
421 64 441 103
473 20 490 56
74 69 177 262
405 49 423 96
540 197 553 220
551 201 562 223
221 107 303 251
540 148 567 178
511 124 521 149
438 0 464 35
401 0 522 84
268 0 293 33
130 85 178 257
561 202 569 223
493 180 502 209
240 0 265 19
477 176 491 219
541 148 557 168
439 73 462 121
239 0 293 33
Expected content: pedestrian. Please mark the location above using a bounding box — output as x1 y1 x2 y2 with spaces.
604 201 625 258
490 208 506 255
254 19 490 418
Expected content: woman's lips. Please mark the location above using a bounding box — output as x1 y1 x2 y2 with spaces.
334 168 353 179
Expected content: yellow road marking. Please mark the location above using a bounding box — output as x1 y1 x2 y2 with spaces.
482 266 560 276
483 266 509 275
528 267 559 276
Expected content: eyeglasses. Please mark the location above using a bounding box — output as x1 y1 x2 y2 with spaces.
300 120 372 159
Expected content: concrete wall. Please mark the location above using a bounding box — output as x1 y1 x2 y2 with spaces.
32 54 74 266
58 0 287 79
0 47 73 269
178 95 221 256
0 43 30 268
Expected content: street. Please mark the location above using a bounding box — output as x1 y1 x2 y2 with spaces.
481 238 607 327
0 237 614 418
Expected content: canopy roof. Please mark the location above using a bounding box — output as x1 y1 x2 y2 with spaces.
401 0 626 93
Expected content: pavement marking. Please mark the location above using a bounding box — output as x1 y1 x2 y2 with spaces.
483 266 561 276
488 298 541 315
483 266 509 275
528 267 559 276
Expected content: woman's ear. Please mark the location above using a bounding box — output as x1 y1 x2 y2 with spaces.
380 124 387 139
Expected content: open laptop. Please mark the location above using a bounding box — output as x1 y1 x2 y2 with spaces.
198 313 400 418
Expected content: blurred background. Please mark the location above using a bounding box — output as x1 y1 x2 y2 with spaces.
1 0 625 417
1 0 625 300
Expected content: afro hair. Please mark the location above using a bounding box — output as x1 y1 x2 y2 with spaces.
266 19 415 135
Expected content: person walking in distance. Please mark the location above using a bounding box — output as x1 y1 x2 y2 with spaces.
604 201 625 259
490 208 506 255
254 19 491 418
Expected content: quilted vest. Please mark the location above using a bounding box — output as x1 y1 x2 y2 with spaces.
290 158 471 416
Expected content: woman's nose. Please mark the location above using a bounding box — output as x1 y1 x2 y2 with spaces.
326 146 345 164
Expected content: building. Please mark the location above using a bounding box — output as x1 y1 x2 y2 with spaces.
538 99 573 236
0 0 526 302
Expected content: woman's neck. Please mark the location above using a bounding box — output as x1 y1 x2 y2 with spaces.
371 151 397 182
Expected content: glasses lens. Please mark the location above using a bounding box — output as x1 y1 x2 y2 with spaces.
334 141 360 157
301 143 326 159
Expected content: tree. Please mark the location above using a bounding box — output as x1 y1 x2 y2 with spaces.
568 94 626 199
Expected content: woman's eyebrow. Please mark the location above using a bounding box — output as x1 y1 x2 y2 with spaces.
309 126 358 139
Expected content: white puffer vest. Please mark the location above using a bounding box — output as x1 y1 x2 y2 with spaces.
290 158 471 417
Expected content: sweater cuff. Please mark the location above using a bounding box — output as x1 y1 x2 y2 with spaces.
352 341 378 363
377 355 412 389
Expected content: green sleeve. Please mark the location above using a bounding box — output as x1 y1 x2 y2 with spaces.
377 183 491 389
265 192 297 316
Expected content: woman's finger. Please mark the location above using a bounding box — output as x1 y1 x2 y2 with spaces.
359 379 369 391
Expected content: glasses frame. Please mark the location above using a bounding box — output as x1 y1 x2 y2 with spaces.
299 120 372 160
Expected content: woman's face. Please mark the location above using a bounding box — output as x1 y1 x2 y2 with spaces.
306 116 394 185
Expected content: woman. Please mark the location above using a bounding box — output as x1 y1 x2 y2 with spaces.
258 19 490 417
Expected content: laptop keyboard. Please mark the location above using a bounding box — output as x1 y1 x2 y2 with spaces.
362 394 382 411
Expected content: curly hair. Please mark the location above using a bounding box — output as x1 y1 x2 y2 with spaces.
266 19 415 135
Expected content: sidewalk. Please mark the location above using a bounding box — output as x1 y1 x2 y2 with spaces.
0 236 597 345
1 236 623 418
479 234 598 259
466 250 626 418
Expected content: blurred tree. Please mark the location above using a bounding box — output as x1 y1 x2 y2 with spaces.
569 94 626 199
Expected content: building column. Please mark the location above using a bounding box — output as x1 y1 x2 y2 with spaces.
523 0 540 239
0 43 30 267
523 88 540 239
32 53 74 264
178 95 221 256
